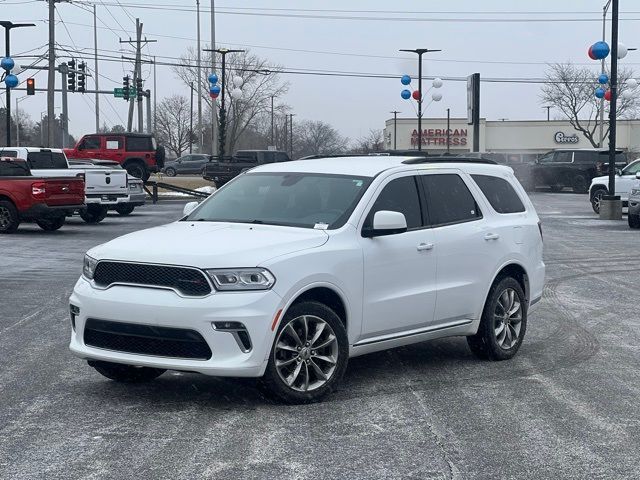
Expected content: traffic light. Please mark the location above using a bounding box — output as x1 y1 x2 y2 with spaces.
77 62 86 93
136 77 143 101
123 75 130 101
26 77 35 95
68 59 76 92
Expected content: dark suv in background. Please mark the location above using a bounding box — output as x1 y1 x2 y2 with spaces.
202 150 291 186
162 154 211 176
512 149 628 193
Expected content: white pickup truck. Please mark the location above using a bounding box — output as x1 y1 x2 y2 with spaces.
0 147 129 223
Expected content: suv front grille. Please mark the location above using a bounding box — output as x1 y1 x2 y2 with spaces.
84 319 212 360
93 261 212 296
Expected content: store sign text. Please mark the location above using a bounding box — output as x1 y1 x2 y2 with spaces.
411 128 468 146
554 131 579 144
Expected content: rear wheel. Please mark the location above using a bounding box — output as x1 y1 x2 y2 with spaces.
590 187 607 214
164 167 177 177
572 174 589 194
80 205 109 224
115 204 135 216
36 214 65 231
629 213 640 229
467 277 527 361
0 200 20 234
89 360 166 383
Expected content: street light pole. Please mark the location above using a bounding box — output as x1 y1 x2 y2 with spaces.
600 0 613 147
543 106 552 121
399 48 441 151
446 108 451 154
607 0 619 199
189 82 194 153
390 110 400 150
289 113 295 158
196 0 202 152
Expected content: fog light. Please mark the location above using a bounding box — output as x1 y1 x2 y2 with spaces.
69 304 80 331
212 321 252 352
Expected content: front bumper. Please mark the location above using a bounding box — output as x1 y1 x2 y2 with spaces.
69 277 283 377
629 196 640 215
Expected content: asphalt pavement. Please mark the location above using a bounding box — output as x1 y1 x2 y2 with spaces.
1 193 638 479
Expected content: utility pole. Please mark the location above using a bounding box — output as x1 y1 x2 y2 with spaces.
60 62 68 147
289 113 295 158
271 95 275 147
196 0 202 152
399 48 441 151
93 4 100 132
446 108 451 154
47 0 56 146
146 90 152 134
153 56 157 133
390 110 400 150
190 82 194 153
210 0 217 155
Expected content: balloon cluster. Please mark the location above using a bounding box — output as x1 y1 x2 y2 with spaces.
208 73 244 100
1 56 18 89
399 74 443 102
588 40 636 101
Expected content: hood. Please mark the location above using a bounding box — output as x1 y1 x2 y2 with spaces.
89 221 329 268
591 175 608 185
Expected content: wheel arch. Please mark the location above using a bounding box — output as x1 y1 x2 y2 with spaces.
488 262 530 306
280 283 349 332
0 193 16 205
590 183 608 198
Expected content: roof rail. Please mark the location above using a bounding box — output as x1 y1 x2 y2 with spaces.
402 156 498 165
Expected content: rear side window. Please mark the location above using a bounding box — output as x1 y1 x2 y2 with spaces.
367 176 422 229
421 174 482 226
105 136 123 150
126 136 152 151
27 152 68 169
0 160 29 176
574 152 596 163
472 174 526 214
0 150 18 157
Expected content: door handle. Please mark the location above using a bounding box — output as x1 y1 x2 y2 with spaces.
484 233 500 241
417 243 434 251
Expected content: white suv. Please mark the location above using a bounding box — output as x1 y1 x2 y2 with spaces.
69 156 545 403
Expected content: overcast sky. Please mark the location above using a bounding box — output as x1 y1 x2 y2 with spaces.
1 0 637 142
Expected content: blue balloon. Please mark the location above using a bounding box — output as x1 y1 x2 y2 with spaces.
4 74 18 89
401 89 411 100
592 41 610 60
598 74 609 85
208 73 218 84
401 74 411 85
1 57 14 71
595 87 606 99
210 85 221 95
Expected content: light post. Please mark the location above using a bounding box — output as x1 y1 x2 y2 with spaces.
189 81 194 153
390 110 400 150
15 95 29 147
543 106 552 121
204 47 245 159
399 48 441 151
0 21 35 147
289 113 295 158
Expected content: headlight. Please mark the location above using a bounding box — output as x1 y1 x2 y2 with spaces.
83 254 98 280
205 268 275 291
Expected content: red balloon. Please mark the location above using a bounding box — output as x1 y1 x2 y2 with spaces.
588 45 597 60
412 90 421 100
604 90 612 101
210 93 219 99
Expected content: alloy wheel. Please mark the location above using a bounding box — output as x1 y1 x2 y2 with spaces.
0 206 10 229
493 288 523 350
274 315 339 392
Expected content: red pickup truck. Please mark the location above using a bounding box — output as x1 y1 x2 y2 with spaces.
0 158 86 233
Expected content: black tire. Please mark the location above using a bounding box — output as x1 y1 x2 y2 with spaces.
36 214 65 231
572 174 589 194
550 184 564 193
0 200 20 234
80 205 109 224
88 360 166 383
629 213 640 229
164 167 177 177
590 187 607 214
261 301 349 404
115 204 135 216
125 161 149 181
467 276 527 361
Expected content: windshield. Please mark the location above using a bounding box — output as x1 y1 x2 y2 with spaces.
622 160 640 175
186 172 372 229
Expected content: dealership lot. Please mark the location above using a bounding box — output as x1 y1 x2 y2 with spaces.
1 195 639 479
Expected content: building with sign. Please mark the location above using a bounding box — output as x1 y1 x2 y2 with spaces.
383 117 640 159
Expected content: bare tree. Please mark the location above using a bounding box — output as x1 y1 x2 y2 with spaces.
173 47 288 154
540 62 639 147
353 129 384 154
155 95 194 158
294 120 350 158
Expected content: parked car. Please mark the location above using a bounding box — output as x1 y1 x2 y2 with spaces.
0 147 128 224
70 155 545 403
162 154 212 176
628 182 640 228
512 149 628 193
588 159 640 213
0 157 85 233
64 133 165 181
202 150 290 186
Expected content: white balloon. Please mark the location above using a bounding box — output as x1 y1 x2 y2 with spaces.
626 78 638 89
621 89 634 100
233 76 244 88
432 92 443 102
618 43 628 59
231 88 243 99
432 77 443 88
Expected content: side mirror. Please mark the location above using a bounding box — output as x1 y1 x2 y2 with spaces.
616 168 623 176
362 210 408 238
183 201 199 216
636 172 640 180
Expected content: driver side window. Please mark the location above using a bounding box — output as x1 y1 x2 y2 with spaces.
365 176 422 230
79 136 100 150
623 161 640 175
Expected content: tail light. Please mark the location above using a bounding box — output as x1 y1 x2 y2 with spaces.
537 221 543 241
31 181 46 199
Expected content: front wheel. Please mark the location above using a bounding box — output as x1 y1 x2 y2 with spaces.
262 301 349 404
0 200 20 234
629 213 640 229
36 215 65 231
115 204 135 216
88 360 166 383
80 205 109 224
590 188 607 214
164 167 177 177
467 277 527 361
